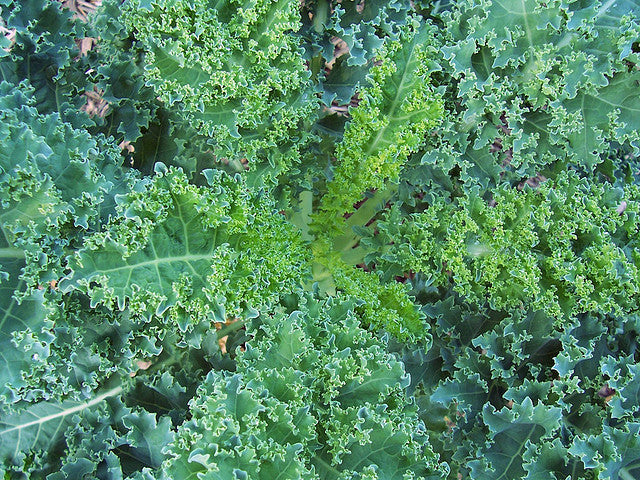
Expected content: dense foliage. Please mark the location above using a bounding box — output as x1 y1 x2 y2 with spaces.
0 0 639 479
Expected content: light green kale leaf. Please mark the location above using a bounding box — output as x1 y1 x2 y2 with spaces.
316 18 443 235
368 172 640 320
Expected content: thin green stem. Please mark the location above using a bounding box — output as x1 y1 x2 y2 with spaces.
335 183 398 253
312 455 342 477
341 245 366 265
619 466 637 480
313 0 328 33
289 190 313 241
0 247 24 259
216 317 249 338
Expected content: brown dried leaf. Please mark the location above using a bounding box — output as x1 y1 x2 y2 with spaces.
136 360 152 370
214 318 241 354
598 384 616 403
76 37 96 56
326 36 349 70
517 174 548 190
119 140 135 154
617 201 628 215
1 23 16 52
82 88 110 118
59 0 102 22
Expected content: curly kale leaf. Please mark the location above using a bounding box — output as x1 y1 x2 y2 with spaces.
368 172 640 320
316 19 443 235
0 384 124 477
0 236 51 405
468 399 563 480
120 0 319 178
424 0 640 190
397 276 640 479
302 0 413 107
0 0 92 121
164 294 448 479
0 378 182 479
0 81 132 404
61 165 310 341
0 81 132 290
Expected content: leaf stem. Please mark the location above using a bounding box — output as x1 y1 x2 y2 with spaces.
216 317 249 338
335 184 398 254
313 0 328 33
0 247 25 259
0 386 123 435
619 467 636 480
312 455 342 477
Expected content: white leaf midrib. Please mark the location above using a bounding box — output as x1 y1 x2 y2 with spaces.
0 386 123 436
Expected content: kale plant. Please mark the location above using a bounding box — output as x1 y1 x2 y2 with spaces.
1 0 639 479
